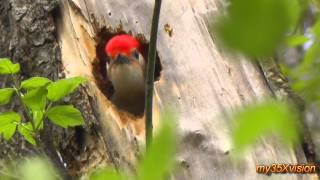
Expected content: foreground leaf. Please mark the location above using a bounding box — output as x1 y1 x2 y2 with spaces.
232 100 300 154
21 77 52 90
0 58 20 74
46 76 87 102
47 105 84 128
137 111 177 180
22 87 47 111
0 112 21 126
90 168 125 180
18 123 36 145
312 19 320 38
0 88 15 105
213 0 300 56
19 157 59 180
0 112 21 140
287 35 309 47
1 124 17 140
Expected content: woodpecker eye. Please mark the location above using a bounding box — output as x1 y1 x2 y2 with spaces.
132 50 140 59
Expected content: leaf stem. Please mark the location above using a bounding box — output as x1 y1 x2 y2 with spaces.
11 74 37 132
145 0 162 149
36 101 53 130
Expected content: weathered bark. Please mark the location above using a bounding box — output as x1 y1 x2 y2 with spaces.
0 0 61 160
0 0 109 178
0 0 318 179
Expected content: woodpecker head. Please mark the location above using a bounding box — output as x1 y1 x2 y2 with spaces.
105 34 144 65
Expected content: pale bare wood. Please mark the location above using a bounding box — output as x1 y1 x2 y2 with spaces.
57 0 317 179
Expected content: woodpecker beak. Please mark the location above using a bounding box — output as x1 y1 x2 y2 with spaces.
114 54 131 65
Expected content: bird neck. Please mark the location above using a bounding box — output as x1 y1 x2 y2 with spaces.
108 61 145 98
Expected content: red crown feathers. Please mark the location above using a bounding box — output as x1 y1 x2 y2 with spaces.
105 34 140 59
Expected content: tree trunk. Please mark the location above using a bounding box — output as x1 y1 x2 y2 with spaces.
0 0 317 179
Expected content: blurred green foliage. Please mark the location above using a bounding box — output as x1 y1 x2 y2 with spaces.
136 112 177 180
214 0 301 57
0 158 60 180
19 158 59 180
286 35 310 47
90 111 177 180
284 20 320 107
90 168 125 180
232 100 300 154
213 0 320 157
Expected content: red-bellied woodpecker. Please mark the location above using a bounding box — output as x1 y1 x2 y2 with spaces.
105 34 145 115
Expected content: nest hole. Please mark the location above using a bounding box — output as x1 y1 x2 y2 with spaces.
93 28 162 116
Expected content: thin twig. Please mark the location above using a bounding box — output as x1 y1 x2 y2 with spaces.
145 0 162 148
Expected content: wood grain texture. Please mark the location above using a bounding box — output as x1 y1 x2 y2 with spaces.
57 0 317 179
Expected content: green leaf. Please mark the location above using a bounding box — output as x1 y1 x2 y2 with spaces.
47 76 87 102
0 112 21 140
287 35 309 47
33 110 44 130
312 20 320 38
137 111 177 180
298 43 320 75
1 124 17 140
232 100 300 154
18 123 36 145
0 58 20 74
292 75 320 103
22 87 47 111
47 105 84 128
213 0 300 57
0 88 15 105
90 168 125 180
0 112 21 126
284 0 301 28
21 77 52 90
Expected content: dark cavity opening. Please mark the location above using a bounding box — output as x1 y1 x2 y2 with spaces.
93 28 162 116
